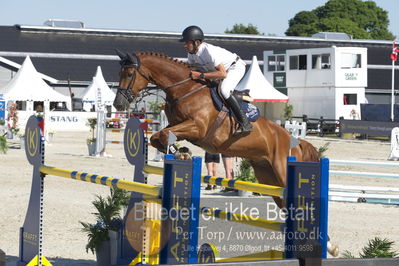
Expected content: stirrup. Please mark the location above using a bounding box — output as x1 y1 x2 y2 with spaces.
233 122 252 136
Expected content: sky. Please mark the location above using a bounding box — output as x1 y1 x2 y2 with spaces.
0 0 398 39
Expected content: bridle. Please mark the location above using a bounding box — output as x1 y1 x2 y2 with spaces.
118 52 151 103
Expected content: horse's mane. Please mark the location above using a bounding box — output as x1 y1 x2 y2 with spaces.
137 52 191 69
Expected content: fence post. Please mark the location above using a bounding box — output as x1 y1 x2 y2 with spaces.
18 116 48 266
285 156 329 260
159 155 202 264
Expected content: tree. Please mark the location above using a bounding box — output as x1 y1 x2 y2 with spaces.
285 0 395 40
225 23 262 35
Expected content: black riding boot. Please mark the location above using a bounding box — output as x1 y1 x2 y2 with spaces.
225 95 253 135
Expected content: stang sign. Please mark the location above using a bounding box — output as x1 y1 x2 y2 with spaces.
47 111 97 131
49 115 79 123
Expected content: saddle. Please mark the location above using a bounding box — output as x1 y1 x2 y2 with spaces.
209 86 260 122
200 85 259 147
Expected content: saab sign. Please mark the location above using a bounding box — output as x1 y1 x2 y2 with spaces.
344 72 358 81
273 72 286 87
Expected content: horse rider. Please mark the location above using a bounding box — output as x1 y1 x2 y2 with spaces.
180 25 253 135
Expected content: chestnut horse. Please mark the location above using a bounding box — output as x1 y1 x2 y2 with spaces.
113 51 320 207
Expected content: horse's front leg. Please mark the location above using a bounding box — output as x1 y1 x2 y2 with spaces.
150 130 168 153
150 120 200 153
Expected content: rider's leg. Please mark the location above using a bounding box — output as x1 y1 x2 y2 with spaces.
220 62 252 134
225 95 253 134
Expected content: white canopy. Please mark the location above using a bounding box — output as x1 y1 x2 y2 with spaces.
77 66 115 105
1 56 70 103
236 56 288 102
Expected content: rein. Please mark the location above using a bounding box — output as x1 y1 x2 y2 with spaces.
128 63 192 92
118 52 206 106
169 84 207 105
163 78 191 91
133 65 205 105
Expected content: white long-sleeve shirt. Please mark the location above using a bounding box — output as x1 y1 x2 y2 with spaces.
187 42 240 73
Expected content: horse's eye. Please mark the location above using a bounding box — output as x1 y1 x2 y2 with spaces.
127 73 133 77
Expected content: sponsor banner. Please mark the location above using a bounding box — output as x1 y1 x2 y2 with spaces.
17 111 98 131
340 119 399 137
47 111 97 131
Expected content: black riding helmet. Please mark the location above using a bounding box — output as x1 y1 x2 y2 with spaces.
180 26 204 42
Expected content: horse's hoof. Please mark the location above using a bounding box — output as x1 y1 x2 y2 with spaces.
173 146 192 160
174 152 192 160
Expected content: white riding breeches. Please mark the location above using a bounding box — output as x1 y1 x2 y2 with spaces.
220 59 246 99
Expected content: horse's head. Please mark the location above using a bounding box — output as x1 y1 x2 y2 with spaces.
113 50 149 111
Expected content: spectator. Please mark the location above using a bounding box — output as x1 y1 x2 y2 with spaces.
204 152 236 191
204 151 219 190
221 154 235 192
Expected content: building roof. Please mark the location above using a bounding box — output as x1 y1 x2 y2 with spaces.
0 24 395 86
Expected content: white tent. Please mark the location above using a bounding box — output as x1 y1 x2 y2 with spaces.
1 56 71 112
236 56 288 102
76 66 115 111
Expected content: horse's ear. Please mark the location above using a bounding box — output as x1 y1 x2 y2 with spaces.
127 53 135 63
127 53 140 67
115 49 126 60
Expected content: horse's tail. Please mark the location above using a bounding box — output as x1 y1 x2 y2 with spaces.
299 139 320 162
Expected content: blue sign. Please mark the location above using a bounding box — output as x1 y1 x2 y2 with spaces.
285 157 329 259
0 101 5 120
160 155 202 264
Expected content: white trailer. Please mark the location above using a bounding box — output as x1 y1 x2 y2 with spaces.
264 46 368 120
